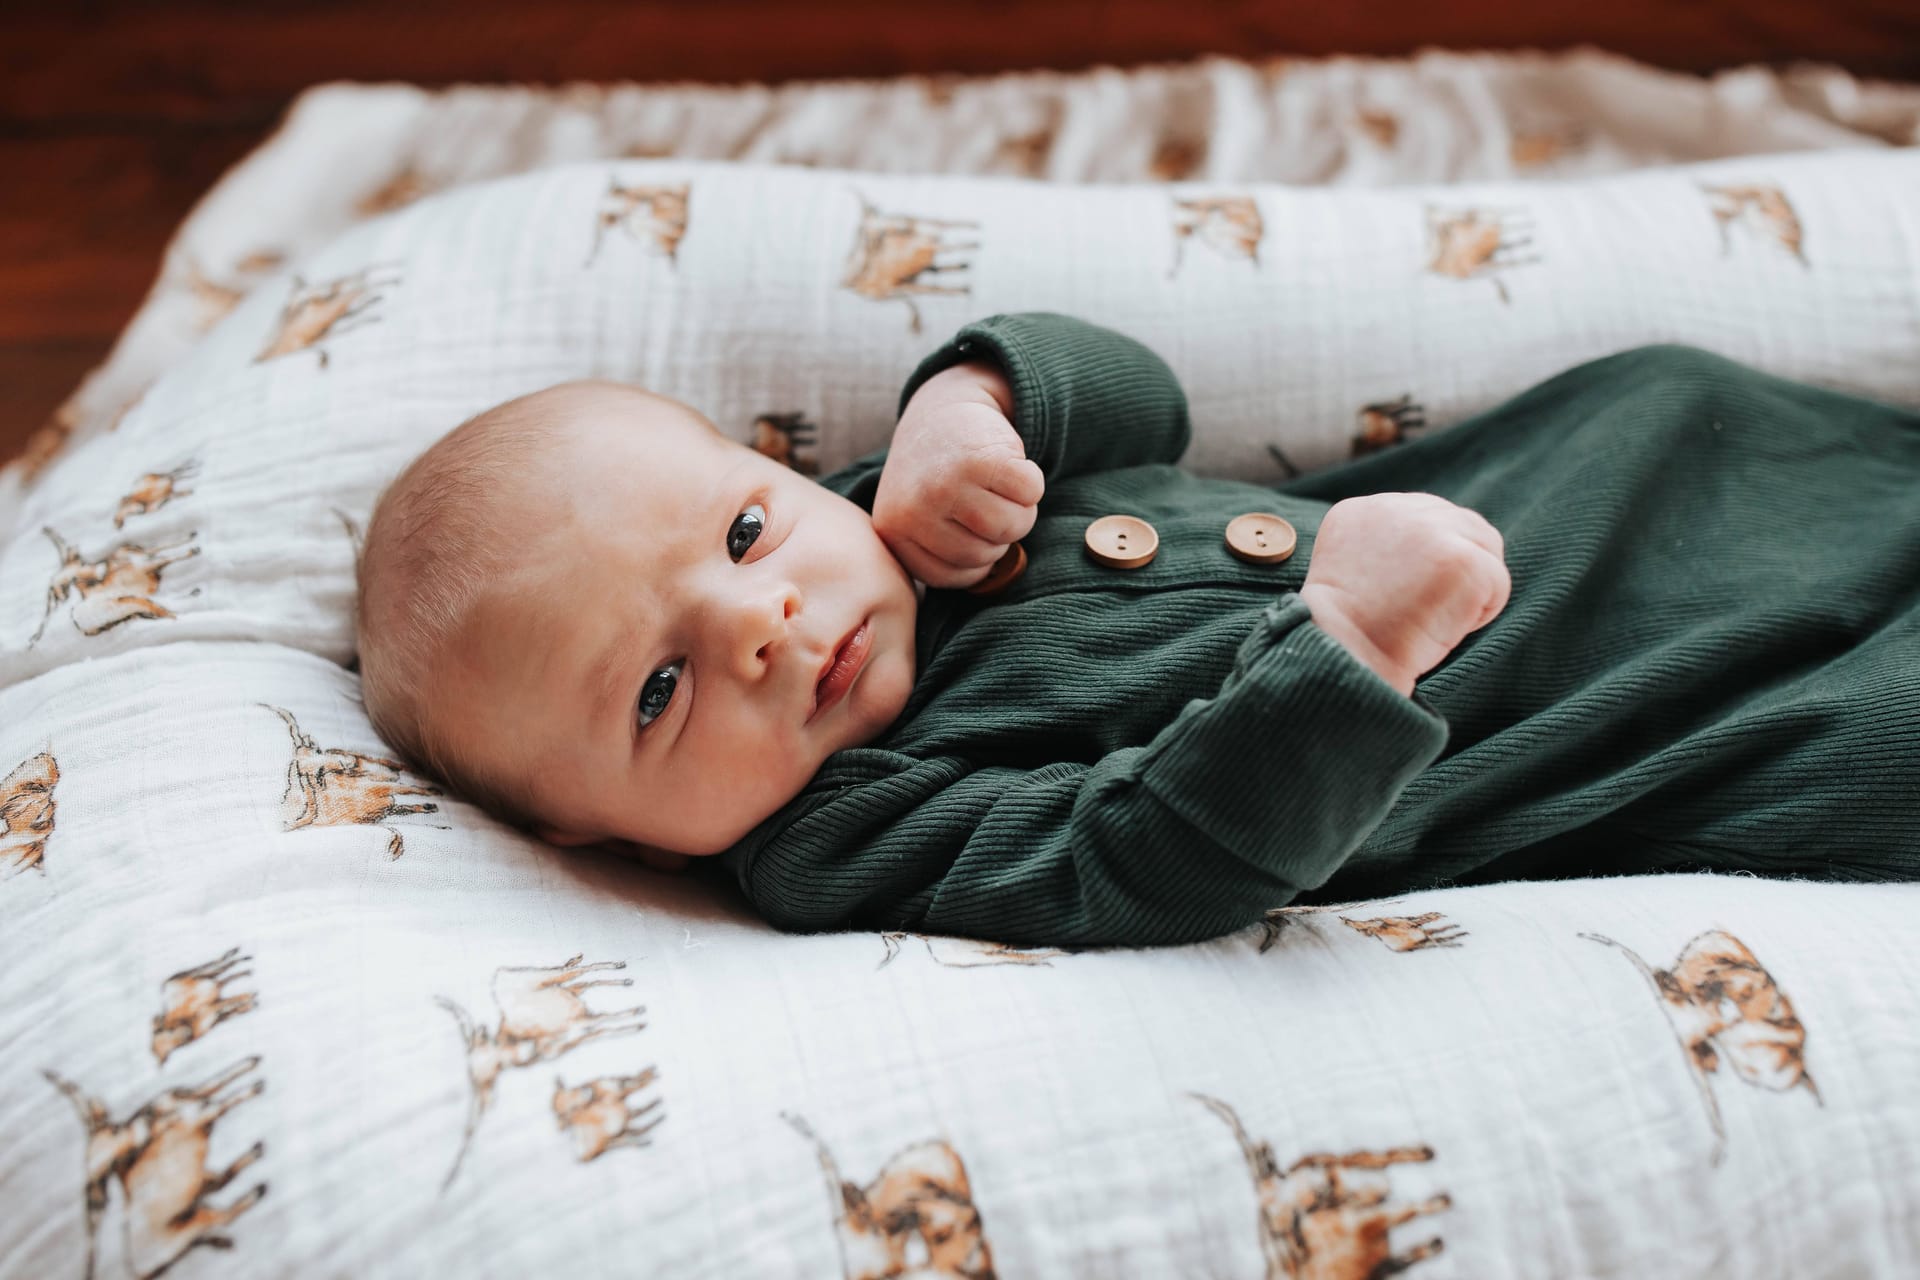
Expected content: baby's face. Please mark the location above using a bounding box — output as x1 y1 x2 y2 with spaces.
431 386 918 858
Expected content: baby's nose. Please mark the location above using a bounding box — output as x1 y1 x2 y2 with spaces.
726 585 801 674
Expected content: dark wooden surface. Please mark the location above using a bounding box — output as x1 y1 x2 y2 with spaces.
6 0 1918 467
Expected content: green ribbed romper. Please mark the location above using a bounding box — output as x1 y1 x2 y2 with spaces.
714 313 1920 948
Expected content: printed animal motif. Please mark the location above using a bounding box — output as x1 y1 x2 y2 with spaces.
996 128 1056 177
1510 126 1587 170
152 947 257 1065
840 192 980 334
30 527 200 647
1341 913 1467 951
782 1112 997 1280
1191 1093 1450 1280
1150 137 1205 181
584 178 689 266
1425 205 1540 304
261 704 443 859
1580 928 1822 1165
876 932 1069 970
752 411 820 475
1170 195 1263 277
185 249 287 329
182 258 247 330
356 166 436 218
1258 900 1364 951
0 751 58 879
42 1056 267 1280
113 461 200 529
12 400 81 485
1352 396 1427 457
435 954 649 1193
920 76 961 108
1701 183 1807 265
253 264 403 369
1356 109 1399 148
552 1069 665 1161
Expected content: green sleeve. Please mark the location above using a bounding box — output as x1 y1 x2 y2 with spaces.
728 594 1451 949
813 311 1194 511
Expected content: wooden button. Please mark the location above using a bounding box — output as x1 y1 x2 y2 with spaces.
1084 514 1158 569
1224 512 1296 564
965 541 1027 595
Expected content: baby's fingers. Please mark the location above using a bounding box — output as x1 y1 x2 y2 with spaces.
890 530 1001 590
946 484 1038 550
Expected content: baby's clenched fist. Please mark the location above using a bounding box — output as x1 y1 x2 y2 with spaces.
1298 492 1510 697
873 363 1045 590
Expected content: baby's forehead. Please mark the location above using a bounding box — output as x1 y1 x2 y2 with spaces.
552 381 727 449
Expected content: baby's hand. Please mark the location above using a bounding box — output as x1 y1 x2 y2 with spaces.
873 363 1045 590
1298 493 1510 697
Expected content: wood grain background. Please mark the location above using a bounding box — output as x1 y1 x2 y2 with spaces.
5 0 1917 466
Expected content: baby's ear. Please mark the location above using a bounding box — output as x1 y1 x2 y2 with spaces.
537 826 603 848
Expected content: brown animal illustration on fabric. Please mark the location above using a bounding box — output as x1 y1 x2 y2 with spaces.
435 953 650 1193
1191 1093 1450 1280
877 932 1069 970
920 75 962 108
1510 125 1588 170
1701 183 1807 266
8 378 153 484
262 704 444 859
357 166 437 218
1356 109 1400 148
782 1112 997 1280
42 1056 267 1280
12 400 81 486
1257 898 1468 953
1353 396 1427 457
30 527 201 647
253 264 403 369
1580 928 1822 1165
113 461 200 529
1150 137 1206 182
1 751 59 880
182 259 246 330
152 948 257 1066
552 1068 665 1161
584 177 690 267
840 192 980 334
996 128 1056 178
752 411 820 476
1170 195 1263 277
1341 913 1467 951
1425 205 1539 304
185 250 288 331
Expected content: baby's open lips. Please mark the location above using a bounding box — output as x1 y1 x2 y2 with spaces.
810 618 867 715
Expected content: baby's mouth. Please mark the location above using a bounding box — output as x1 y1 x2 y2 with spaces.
810 618 871 720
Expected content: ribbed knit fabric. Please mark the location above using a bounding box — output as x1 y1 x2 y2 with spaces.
715 313 1920 948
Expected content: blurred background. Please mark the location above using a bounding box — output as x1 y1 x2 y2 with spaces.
5 0 1918 468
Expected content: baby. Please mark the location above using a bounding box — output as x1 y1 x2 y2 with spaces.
358 312 1920 948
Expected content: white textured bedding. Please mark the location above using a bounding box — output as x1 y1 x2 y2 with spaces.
4 50 1918 1280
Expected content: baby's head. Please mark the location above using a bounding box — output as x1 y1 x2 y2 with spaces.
355 379 919 862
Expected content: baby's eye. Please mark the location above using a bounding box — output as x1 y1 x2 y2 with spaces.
636 660 682 731
727 502 768 561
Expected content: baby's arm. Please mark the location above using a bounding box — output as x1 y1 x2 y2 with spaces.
729 595 1450 949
